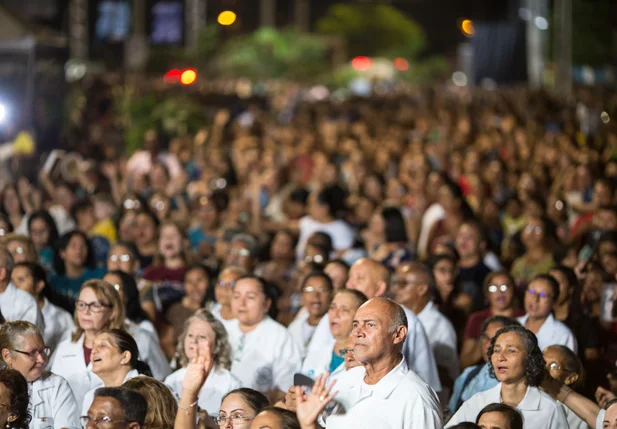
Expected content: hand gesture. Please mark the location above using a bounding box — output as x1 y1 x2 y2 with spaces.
596 386 616 408
182 340 213 396
295 374 338 429
284 386 298 412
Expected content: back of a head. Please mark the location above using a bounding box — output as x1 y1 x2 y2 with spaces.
476 403 523 429
122 376 177 429
255 407 300 429
450 424 480 429
94 387 147 428
222 388 269 416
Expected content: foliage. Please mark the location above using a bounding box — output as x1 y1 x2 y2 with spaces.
316 4 427 59
215 27 329 81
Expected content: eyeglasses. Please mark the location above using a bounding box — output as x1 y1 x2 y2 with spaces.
217 281 235 288
123 199 141 210
549 362 574 373
230 248 251 257
80 416 129 428
214 414 255 426
303 286 330 295
304 255 325 264
527 288 553 301
75 300 111 313
525 225 543 235
12 347 51 360
108 254 131 263
15 247 24 255
488 284 509 293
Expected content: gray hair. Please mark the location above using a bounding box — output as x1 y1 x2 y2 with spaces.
389 300 408 334
231 233 258 257
0 321 42 365
176 309 232 370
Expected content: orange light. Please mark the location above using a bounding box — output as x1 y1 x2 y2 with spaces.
218 10 237 26
351 56 371 71
461 19 474 37
164 69 181 83
180 69 197 85
394 57 409 71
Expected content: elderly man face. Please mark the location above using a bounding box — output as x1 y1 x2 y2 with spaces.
346 259 388 299
351 298 407 365
85 396 141 429
604 402 617 429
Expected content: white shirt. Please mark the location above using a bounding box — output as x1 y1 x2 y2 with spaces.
306 307 442 392
0 282 44 332
417 301 459 382
41 298 73 353
446 383 569 429
562 402 591 429
296 216 355 261
597 409 606 429
227 316 302 393
126 322 171 381
517 313 578 353
287 312 318 358
29 372 80 429
302 339 336 378
129 318 159 344
326 359 442 429
49 335 103 411
210 302 237 333
418 203 445 258
165 366 242 415
81 369 140 416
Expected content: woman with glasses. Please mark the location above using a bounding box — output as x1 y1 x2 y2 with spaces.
0 321 79 429
80 329 152 417
516 274 577 352
511 216 557 291
164 309 241 415
217 388 269 429
446 325 568 428
210 267 244 332
106 242 141 278
0 369 31 429
461 272 524 368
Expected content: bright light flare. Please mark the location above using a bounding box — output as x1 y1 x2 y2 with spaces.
218 11 237 26
180 69 197 85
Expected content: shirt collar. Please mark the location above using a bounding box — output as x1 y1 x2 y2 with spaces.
418 301 435 318
517 386 542 410
369 358 409 400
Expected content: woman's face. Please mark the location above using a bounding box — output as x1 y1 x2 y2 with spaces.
136 214 157 246
302 276 332 320
103 273 125 302
525 279 555 319
184 319 216 362
325 263 348 292
491 331 527 384
61 235 88 267
486 274 515 311
11 266 37 297
0 382 15 429
583 271 603 304
107 246 136 274
91 333 126 376
249 410 282 429
29 218 50 249
215 271 237 306
329 292 360 340
185 268 209 306
433 259 457 293
308 193 328 221
437 185 456 212
232 279 269 327
544 346 576 385
219 393 256 429
150 165 169 190
477 411 510 429
158 225 182 259
521 218 545 248
3 334 46 382
76 287 114 333
197 198 218 229
270 232 294 261
368 211 386 237
599 241 617 276
118 211 138 243
149 194 170 221
3 188 21 215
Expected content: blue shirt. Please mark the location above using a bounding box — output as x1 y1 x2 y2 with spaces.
448 363 498 414
49 267 106 312
188 226 217 250
329 351 344 373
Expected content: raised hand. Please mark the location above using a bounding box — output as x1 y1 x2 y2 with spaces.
182 340 213 396
295 374 338 429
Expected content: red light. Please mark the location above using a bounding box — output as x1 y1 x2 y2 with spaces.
164 69 182 83
352 56 371 71
394 57 409 71
180 69 197 85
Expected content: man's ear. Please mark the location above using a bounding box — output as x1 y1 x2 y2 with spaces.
565 372 579 387
127 422 141 429
418 283 430 298
393 325 407 346
376 280 387 297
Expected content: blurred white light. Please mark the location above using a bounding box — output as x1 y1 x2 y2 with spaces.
519 8 532 21
308 85 330 101
452 71 468 87
480 78 497 91
0 104 7 124
535 16 548 30
601 111 610 124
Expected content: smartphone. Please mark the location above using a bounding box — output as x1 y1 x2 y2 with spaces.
293 373 315 388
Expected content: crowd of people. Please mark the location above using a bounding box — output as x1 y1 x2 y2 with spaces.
0 83 616 429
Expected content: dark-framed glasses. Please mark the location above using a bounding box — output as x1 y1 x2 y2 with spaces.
75 300 111 313
12 347 50 360
80 416 130 428
214 414 255 426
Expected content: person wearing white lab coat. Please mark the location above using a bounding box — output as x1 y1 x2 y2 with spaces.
164 309 241 415
0 321 79 429
0 247 44 331
446 325 569 429
227 276 301 396
305 258 442 392
10 262 72 352
80 329 150 416
288 272 333 359
296 298 442 429
392 262 459 391
301 289 367 378
517 275 577 353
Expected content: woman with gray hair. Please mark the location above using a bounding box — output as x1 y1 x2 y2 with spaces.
164 308 241 415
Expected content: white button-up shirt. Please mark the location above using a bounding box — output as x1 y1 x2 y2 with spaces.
29 372 80 429
227 316 302 393
41 298 73 353
417 301 459 382
446 383 569 429
126 322 171 381
0 282 44 332
302 338 336 378
287 311 318 359
562 402 591 429
165 366 242 414
517 313 578 353
210 302 237 334
306 307 442 392
326 358 442 429
81 369 140 416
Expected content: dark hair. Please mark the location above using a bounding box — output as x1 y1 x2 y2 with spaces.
0 185 24 217
315 186 347 219
382 206 408 243
257 407 300 429
235 275 279 320
27 210 59 248
301 271 334 292
549 265 584 324
13 262 48 292
0 213 14 235
93 387 147 426
326 259 350 271
544 344 585 390
101 329 153 377
110 241 139 261
53 230 95 275
460 219 488 246
307 232 333 255
221 388 269 414
335 288 368 309
184 263 213 306
483 271 515 295
528 274 560 303
450 424 480 429
0 369 31 429
476 403 523 429
106 271 150 324
289 188 310 205
605 397 617 411
488 325 545 386
440 178 475 220
480 315 520 339
70 198 94 222
136 209 161 229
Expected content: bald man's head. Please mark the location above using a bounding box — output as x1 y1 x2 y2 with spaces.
604 399 617 429
393 261 433 311
346 258 389 298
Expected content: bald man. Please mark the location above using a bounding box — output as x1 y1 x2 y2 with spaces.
394 262 459 388
325 298 442 429
305 258 442 393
